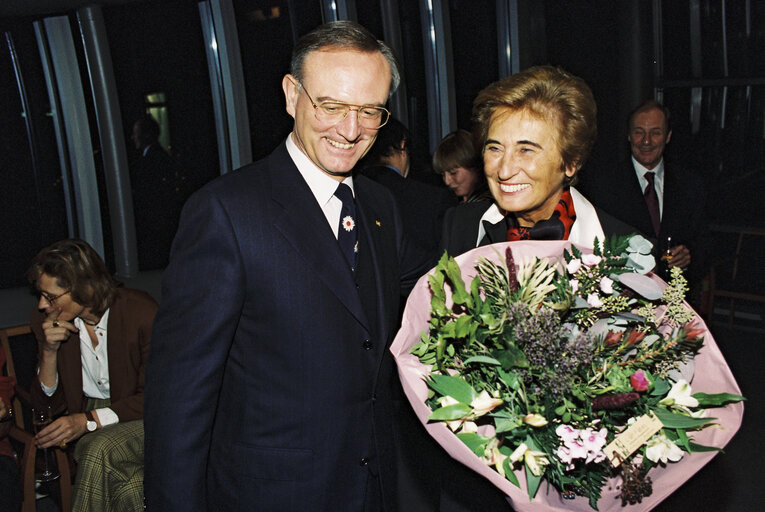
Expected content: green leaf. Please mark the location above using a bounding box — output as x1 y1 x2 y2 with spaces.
456 432 490 456
675 428 691 452
494 346 528 370
650 378 671 396
524 436 544 499
652 407 714 429
502 458 521 488
427 373 477 404
494 415 523 433
454 314 474 338
692 392 746 407
498 369 521 391
428 403 472 421
462 355 502 366
688 442 722 453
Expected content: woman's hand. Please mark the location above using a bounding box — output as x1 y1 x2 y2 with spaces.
35 413 89 449
41 315 78 353
0 398 11 437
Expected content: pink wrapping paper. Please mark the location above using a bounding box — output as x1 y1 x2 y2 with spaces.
391 241 744 511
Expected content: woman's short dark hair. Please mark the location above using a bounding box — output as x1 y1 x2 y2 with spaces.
27 239 120 317
472 65 597 180
290 20 400 99
432 129 482 175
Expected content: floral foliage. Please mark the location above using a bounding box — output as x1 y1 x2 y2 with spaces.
410 235 745 509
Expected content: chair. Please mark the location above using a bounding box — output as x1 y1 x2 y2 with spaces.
704 226 765 328
1 324 72 512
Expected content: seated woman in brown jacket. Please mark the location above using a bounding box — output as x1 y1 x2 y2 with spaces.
28 239 157 512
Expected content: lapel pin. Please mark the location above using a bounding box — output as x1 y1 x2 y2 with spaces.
375 220 381 227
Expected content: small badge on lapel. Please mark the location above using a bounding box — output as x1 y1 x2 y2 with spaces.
375 220 381 227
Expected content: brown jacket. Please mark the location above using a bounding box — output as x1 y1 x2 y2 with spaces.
30 288 158 422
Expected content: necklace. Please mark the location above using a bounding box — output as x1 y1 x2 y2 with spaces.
80 317 100 327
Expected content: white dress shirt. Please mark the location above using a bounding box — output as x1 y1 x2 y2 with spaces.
41 309 119 426
286 134 354 239
632 157 666 218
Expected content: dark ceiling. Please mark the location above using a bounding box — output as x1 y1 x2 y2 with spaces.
0 0 140 19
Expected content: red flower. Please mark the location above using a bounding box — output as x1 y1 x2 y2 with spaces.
630 370 650 392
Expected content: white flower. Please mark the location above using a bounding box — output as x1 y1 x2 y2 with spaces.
470 390 503 417
582 253 602 266
566 258 582 274
522 413 548 427
645 434 684 464
508 443 549 477
599 276 614 295
342 215 355 231
659 379 699 409
587 293 603 308
460 421 478 433
569 279 580 293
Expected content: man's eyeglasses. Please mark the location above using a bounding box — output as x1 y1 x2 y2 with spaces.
294 80 390 130
39 290 70 305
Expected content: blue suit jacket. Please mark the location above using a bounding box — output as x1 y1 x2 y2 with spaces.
144 142 426 511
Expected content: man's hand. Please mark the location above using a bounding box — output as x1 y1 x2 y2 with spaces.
667 244 691 269
35 413 89 449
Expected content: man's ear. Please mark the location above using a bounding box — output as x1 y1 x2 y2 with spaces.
665 129 672 144
282 75 298 118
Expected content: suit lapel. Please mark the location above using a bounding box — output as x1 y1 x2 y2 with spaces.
268 148 370 330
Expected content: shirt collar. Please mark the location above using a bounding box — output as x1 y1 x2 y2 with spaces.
632 156 665 181
286 134 354 208
74 308 110 332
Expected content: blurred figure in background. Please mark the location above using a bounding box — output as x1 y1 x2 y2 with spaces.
130 114 185 269
358 117 457 254
432 129 488 203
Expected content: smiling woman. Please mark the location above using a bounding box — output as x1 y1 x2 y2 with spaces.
440 66 640 257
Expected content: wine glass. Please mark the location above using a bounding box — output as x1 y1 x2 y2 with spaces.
32 406 61 482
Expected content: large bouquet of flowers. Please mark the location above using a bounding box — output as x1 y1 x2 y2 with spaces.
391 237 744 511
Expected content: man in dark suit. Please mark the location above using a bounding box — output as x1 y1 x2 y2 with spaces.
357 117 457 255
582 100 709 285
144 21 429 512
130 115 185 269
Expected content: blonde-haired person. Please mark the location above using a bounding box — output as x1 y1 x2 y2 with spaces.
440 66 638 257
433 129 489 203
28 238 157 512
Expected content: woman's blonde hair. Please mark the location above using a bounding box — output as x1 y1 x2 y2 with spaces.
472 65 597 181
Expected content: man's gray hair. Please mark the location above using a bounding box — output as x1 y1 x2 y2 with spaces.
290 20 400 99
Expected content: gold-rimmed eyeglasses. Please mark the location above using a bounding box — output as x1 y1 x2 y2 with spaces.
39 289 70 305
294 80 390 130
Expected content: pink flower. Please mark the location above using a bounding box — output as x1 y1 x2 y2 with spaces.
566 259 582 274
587 293 603 308
569 279 579 293
599 276 614 294
582 254 602 266
630 370 650 392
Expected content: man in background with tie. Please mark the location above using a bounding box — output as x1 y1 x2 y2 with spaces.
144 21 429 511
581 99 709 291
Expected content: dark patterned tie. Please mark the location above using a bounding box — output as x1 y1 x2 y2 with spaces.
334 182 358 272
643 172 661 236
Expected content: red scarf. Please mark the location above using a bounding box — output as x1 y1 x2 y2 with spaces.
506 189 576 241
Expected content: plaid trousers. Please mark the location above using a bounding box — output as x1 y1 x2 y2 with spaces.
72 398 144 512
